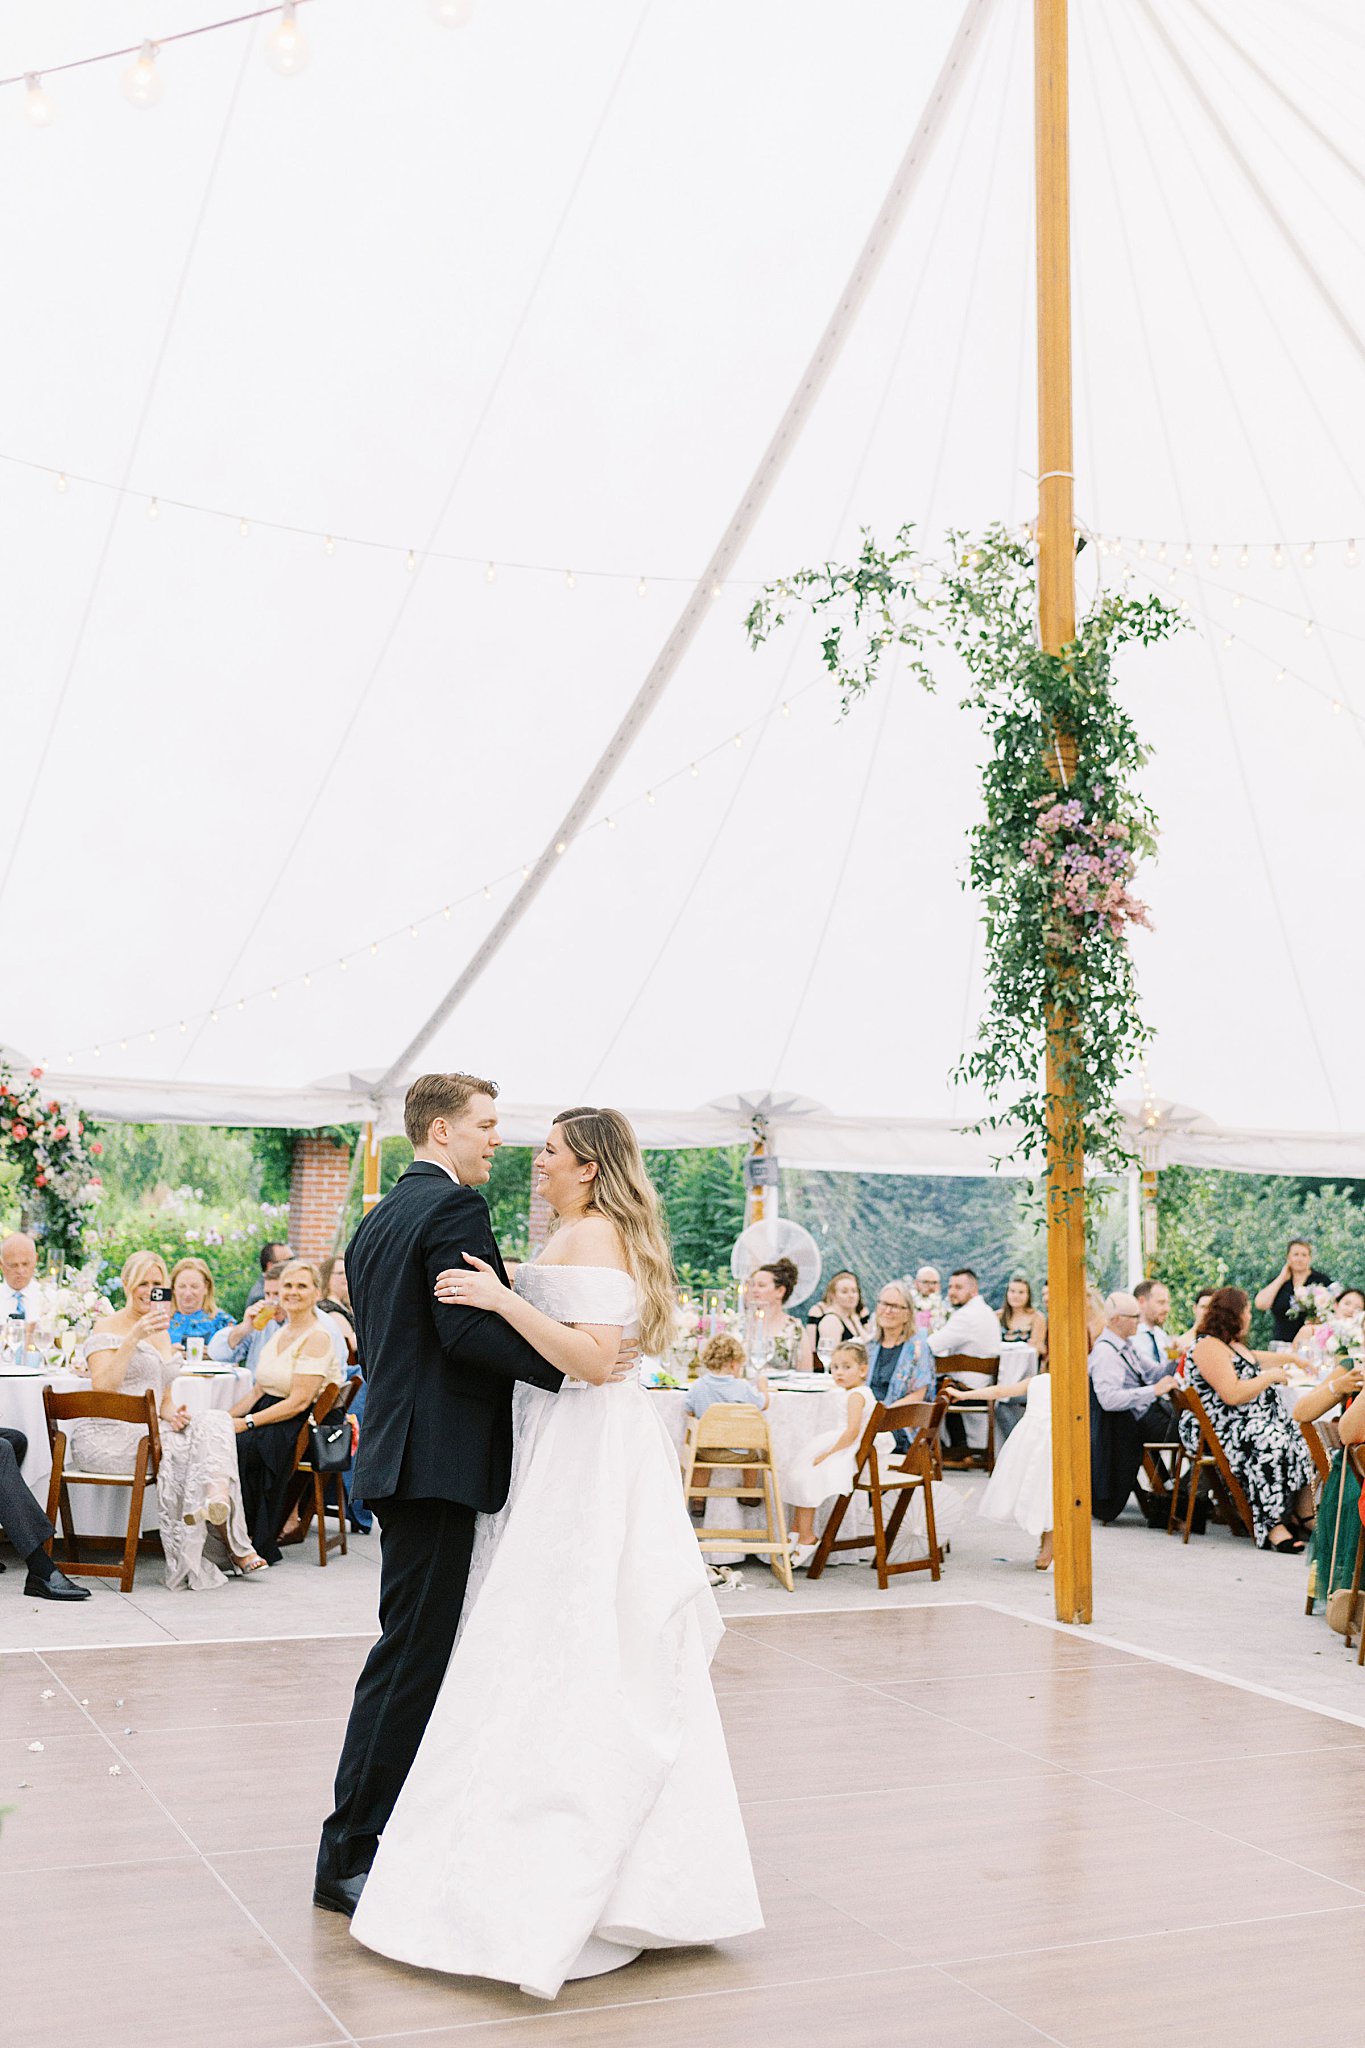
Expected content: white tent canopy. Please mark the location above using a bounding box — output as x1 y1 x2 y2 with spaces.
3 0 1364 1172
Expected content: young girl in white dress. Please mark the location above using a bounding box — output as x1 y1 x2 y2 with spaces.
785 1340 878 1568
980 1368 1054 1569
349 1107 762 2001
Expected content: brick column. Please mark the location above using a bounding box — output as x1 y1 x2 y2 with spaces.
528 1170 554 1253
288 1135 352 1264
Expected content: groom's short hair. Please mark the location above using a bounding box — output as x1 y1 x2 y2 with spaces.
404 1071 499 1147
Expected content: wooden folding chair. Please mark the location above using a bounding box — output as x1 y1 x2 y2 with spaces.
935 1357 1001 1470
1165 1385 1255 1544
808 1393 950 1589
43 1386 161 1593
1299 1417 1333 1487
292 1379 359 1566
681 1403 796 1591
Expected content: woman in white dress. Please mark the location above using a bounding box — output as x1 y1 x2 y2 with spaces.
78 1251 265 1587
980 1369 1053 1570
349 1107 762 2000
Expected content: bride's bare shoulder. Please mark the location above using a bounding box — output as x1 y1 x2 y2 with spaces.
548 1215 628 1271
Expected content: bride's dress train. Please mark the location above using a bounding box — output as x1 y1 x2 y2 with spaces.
349 1262 763 1999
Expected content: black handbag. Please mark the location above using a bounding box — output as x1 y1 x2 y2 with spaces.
308 1406 352 1473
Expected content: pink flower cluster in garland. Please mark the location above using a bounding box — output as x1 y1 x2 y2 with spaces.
1022 795 1151 940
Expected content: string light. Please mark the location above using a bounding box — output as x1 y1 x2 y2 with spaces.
1156 543 1167 563
636 577 648 599
564 569 575 590
323 534 335 556
147 497 159 520
264 2 309 76
1304 619 1315 637
1209 545 1220 569
238 517 250 538
1238 544 1249 568
54 473 67 493
554 840 567 855
1272 544 1285 569
122 41 163 110
24 75 55 127
443 905 452 918
1350 540 1359 568
1303 544 1317 567
1182 544 1193 567
485 561 496 583
405 549 417 572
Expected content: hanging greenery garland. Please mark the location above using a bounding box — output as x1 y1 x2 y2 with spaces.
745 523 1185 1169
0 1057 105 1264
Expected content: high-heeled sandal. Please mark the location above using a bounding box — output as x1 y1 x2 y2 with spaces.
1265 1530 1306 1554
230 1553 269 1576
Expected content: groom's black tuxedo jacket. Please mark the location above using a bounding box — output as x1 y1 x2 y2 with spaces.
348 1161 563 1510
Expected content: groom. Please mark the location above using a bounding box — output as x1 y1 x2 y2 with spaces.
315 1071 570 1915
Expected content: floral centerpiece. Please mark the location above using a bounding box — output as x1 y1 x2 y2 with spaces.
1294 1282 1341 1328
0 1057 104 1262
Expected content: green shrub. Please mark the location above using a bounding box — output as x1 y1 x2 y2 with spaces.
91 1191 290 1317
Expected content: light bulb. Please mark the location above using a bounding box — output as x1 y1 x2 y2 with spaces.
24 75 56 128
689 762 699 778
442 905 451 919
1275 668 1287 683
485 561 496 583
1156 542 1167 563
555 840 567 855
123 41 164 110
338 958 347 971
55 473 68 494
239 517 250 538
405 549 417 572
1182 544 1193 567
1349 539 1359 568
147 497 159 520
323 534 336 556
781 701 790 715
429 0 477 23
264 3 309 76
1304 619 1314 637
636 576 648 598
1303 543 1316 567
1273 543 1285 569
483 886 492 899
605 816 616 830
1137 540 1147 560
1238 543 1249 568
564 569 576 589
1221 633 1233 649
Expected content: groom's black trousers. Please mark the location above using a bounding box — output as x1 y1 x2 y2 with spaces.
317 1495 477 1882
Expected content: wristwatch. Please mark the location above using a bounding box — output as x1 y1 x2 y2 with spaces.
245 1417 257 1431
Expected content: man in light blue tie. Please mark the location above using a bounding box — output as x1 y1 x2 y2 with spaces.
0 1232 53 1331
1133 1279 1172 1375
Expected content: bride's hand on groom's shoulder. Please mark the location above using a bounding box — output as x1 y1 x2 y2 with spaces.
433 1253 509 1315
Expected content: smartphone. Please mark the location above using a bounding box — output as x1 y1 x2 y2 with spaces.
149 1286 172 1305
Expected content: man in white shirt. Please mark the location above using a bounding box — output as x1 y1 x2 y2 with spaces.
928 1268 1003 1465
1089 1290 1179 1523
0 1233 55 1331
1132 1279 1172 1373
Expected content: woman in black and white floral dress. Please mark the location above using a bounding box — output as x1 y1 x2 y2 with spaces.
1180 1286 1315 1553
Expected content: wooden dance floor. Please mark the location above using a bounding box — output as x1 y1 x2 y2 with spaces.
8 1602 1365 2046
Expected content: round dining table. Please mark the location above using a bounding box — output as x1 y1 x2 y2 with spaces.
0 1362 253 1536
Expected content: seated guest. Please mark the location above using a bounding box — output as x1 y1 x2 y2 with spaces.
320 1253 368 1535
245 1237 293 1309
786 1341 877 1566
1132 1279 1173 1373
1293 1286 1365 1361
168 1256 232 1350
998 1274 1048 1359
209 1261 285 1367
929 1268 1004 1468
1254 1238 1332 1347
1180 1285 1315 1553
229 1258 344 1564
81 1253 265 1586
865 1282 934 1408
1297 1357 1365 1617
799 1270 866 1370
687 1331 769 1415
1088 1291 1180 1524
1174 1287 1216 1359
0 1231 54 1333
743 1257 802 1366
0 1423 90 1600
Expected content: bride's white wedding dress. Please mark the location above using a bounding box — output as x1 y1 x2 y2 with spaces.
349 1260 763 1999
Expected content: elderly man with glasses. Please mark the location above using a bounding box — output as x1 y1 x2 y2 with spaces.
1089 1290 1180 1525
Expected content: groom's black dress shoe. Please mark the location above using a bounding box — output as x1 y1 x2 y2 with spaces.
313 1872 367 1916
24 1567 91 1601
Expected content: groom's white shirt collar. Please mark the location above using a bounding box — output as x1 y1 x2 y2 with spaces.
418 1155 461 1185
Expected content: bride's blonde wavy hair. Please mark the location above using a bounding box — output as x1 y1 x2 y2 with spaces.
551 1107 676 1356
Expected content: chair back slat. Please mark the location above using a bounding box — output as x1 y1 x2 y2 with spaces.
1171 1384 1255 1539
934 1355 1000 1387
692 1403 771 1454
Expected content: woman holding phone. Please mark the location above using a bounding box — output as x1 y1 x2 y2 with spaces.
78 1252 266 1586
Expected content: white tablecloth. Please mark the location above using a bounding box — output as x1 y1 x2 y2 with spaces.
0 1365 252 1536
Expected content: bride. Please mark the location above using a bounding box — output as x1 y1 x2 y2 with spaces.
349 1106 763 1999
